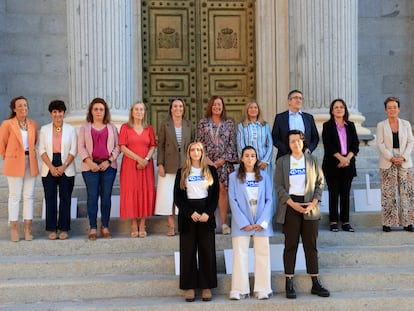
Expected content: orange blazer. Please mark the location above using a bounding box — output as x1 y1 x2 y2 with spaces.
0 117 39 177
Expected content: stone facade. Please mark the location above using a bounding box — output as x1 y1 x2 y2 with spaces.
0 0 413 127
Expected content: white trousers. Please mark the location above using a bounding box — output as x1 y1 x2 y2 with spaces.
230 235 272 296
7 157 36 221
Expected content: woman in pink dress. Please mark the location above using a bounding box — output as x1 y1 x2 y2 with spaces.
119 102 156 238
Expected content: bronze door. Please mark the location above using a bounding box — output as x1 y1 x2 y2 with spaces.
142 0 256 134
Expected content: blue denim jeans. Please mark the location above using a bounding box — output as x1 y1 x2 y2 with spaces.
82 167 117 229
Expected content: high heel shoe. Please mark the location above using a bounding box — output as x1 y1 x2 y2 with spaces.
139 230 147 238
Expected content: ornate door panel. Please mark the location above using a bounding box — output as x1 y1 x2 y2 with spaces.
142 0 255 133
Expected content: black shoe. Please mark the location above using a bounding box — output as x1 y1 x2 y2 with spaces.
342 223 354 232
403 225 414 232
285 277 296 299
330 223 339 232
311 276 330 297
382 225 391 232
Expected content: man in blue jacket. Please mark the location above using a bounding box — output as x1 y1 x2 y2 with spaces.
272 90 319 159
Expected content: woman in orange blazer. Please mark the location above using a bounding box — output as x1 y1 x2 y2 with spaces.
0 96 39 242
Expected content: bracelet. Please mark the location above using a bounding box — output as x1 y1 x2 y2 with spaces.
107 159 112 165
145 156 150 161
64 162 69 167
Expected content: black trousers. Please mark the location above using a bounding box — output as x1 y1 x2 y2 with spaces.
326 175 353 223
42 153 74 232
179 199 217 290
283 195 319 275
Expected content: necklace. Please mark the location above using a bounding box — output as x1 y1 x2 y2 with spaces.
55 126 62 133
18 119 27 131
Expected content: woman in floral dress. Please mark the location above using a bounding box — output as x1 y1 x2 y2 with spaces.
197 95 238 234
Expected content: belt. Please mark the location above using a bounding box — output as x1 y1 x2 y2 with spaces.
25 151 29 155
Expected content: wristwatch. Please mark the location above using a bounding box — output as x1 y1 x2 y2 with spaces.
145 156 150 161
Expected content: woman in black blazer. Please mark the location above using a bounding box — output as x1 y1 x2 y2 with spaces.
322 99 359 232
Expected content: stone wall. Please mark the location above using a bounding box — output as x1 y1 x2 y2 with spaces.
358 0 414 127
0 0 68 125
0 0 413 128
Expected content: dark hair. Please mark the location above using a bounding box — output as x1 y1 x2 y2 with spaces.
287 89 303 100
48 100 67 113
8 96 28 119
384 96 400 109
285 129 308 154
169 98 186 118
204 95 227 120
86 97 111 124
237 146 262 183
329 98 349 121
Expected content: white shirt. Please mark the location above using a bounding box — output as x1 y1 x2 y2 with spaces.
186 167 209 199
245 172 259 217
289 155 306 196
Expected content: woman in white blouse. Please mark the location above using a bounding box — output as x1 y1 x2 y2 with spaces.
39 100 77 240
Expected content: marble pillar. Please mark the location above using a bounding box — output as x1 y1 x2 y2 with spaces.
289 0 371 135
65 0 134 127
255 0 289 121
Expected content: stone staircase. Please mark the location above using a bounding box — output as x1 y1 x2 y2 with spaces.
0 216 414 311
0 143 414 310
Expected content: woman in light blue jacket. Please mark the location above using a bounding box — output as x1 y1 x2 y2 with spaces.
228 146 273 300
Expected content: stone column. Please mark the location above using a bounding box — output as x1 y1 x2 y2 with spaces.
255 0 289 121
65 0 135 127
289 0 371 136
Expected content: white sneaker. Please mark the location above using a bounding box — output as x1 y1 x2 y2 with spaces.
256 292 269 300
229 292 240 300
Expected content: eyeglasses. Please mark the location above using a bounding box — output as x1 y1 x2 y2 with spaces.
290 96 303 101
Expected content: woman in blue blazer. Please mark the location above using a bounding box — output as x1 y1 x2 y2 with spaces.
228 146 273 300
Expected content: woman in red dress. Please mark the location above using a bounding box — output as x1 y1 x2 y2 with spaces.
119 102 156 237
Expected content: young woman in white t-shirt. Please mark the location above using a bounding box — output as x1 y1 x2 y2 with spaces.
275 130 330 299
174 141 219 302
228 146 273 300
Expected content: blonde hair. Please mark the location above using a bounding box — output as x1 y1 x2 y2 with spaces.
240 100 267 127
180 141 214 189
127 102 148 128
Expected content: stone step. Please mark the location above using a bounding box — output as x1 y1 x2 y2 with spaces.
0 267 413 305
0 243 412 280
0 222 412 255
0 211 386 240
1 290 414 311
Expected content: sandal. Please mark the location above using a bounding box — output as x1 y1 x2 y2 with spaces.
131 223 139 238
139 230 147 238
167 226 175 237
330 223 339 232
48 231 57 240
101 227 113 239
342 223 355 232
88 229 97 241
222 224 231 235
